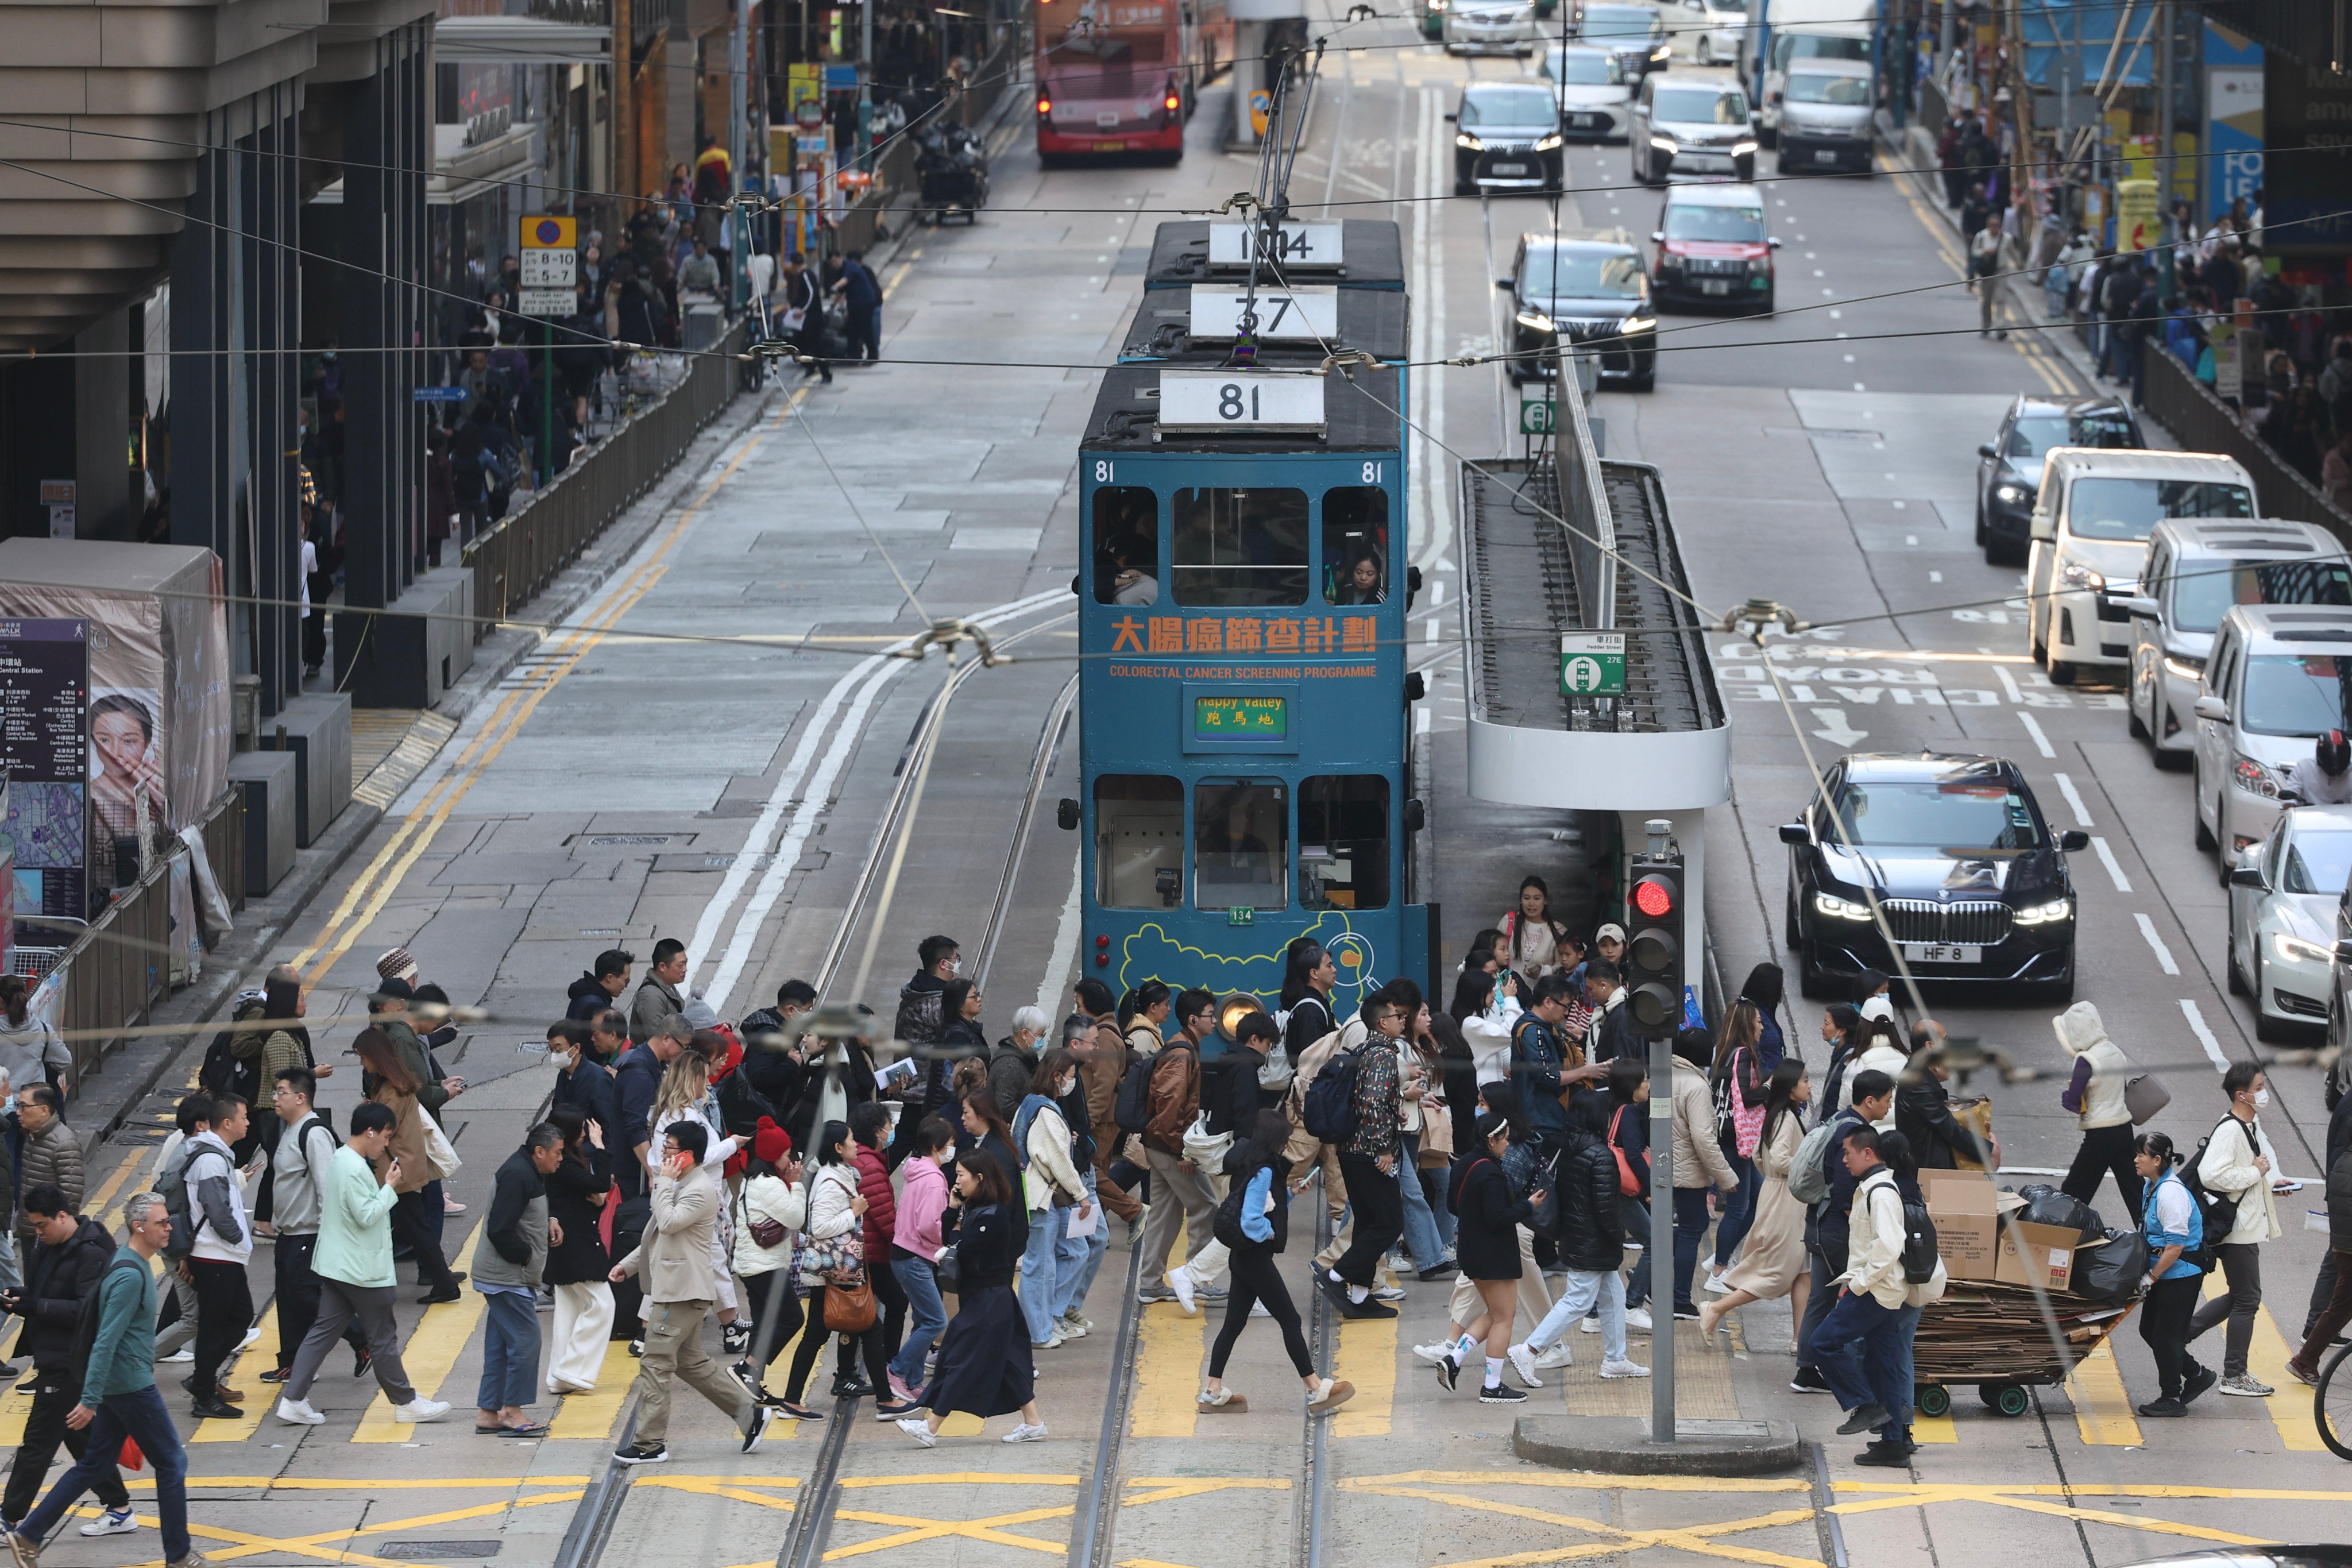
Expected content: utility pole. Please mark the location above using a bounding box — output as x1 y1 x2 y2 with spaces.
728 0 747 313
613 0 635 219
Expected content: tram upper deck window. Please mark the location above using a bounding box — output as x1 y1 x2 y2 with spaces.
1172 488 1310 607
1323 488 1391 605
1094 487 1160 605
1095 775 1184 907
1300 776 1389 910
1194 780 1289 911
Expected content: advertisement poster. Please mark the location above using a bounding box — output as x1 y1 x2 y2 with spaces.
0 617 91 921
2203 23 2263 219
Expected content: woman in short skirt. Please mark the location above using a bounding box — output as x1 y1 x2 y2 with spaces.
895 1150 1046 1445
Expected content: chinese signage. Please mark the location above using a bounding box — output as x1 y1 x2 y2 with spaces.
1194 696 1288 740
0 617 90 921
1110 615 1377 657
1560 632 1627 696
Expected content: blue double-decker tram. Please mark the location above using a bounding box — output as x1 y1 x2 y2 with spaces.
1064 217 1432 1026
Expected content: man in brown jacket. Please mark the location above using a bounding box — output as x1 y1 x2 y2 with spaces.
1072 982 1142 1229
1136 989 1221 1304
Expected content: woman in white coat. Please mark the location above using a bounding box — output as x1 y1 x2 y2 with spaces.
2188 1062 2285 1398
732 1119 808 1414
1449 968 1523 1087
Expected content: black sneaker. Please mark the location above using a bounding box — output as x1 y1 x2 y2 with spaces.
2181 1364 2218 1407
1434 1355 1461 1393
832 1377 876 1399
627 1338 646 1359
1671 1303 1701 1321
1478 1382 1529 1405
723 1323 751 1355
1316 1273 1353 1313
1836 1404 1890 1436
420 1283 464 1306
258 1368 291 1384
1789 1366 1832 1394
1417 1264 1460 1283
1852 1440 1910 1468
191 1396 244 1421
353 1349 373 1378
612 1443 669 1466
2135 1396 2187 1418
1348 1300 1399 1320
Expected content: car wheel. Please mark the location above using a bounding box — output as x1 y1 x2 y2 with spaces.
2128 698 2150 741
1974 499 1986 546
1786 879 1803 950
2030 612 2048 666
1991 534 2027 568
2194 782 2218 851
1697 36 1712 63
2228 922 2247 994
1627 369 1655 392
2155 740 2191 773
2048 659 2077 686
1797 938 1831 999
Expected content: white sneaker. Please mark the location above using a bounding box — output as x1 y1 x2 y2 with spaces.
1507 1343 1542 1389
1372 1283 1408 1302
1532 1342 1574 1370
1599 1359 1652 1379
1002 1422 1048 1443
1704 1271 1733 1295
1578 1315 1601 1334
392 1398 451 1423
1412 1341 1453 1365
1058 1314 1092 1339
238 1326 264 1351
1171 1267 1198 1316
898 1417 936 1447
1030 1328 1065 1350
275 1397 325 1426
79 1509 139 1537
160 1348 195 1364
1623 1307 1655 1333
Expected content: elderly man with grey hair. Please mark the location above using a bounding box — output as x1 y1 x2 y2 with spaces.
986 1006 1051 1123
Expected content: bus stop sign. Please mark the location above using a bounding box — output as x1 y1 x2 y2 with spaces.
1559 632 1625 696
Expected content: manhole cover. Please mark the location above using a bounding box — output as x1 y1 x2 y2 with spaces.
380 1543 501 1560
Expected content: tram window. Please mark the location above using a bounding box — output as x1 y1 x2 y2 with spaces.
1322 489 1391 605
1299 777 1391 910
1093 488 1160 605
1193 779 1289 911
1172 488 1310 607
1095 775 1185 908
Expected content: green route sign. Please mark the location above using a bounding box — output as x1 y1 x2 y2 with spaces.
1559 632 1626 696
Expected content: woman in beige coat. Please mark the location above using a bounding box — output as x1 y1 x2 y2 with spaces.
1700 1062 1813 1350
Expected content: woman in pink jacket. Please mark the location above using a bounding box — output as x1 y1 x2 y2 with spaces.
885 1118 957 1408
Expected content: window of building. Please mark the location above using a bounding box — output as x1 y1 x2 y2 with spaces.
1094 775 1185 907
1322 488 1390 605
1092 487 1160 605
1299 776 1391 910
1192 779 1289 910
1172 488 1310 607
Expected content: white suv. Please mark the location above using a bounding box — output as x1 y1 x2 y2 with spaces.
2193 604 2352 872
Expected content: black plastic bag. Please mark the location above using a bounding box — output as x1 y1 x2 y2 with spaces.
2020 1188 2103 1239
2072 1227 2146 1303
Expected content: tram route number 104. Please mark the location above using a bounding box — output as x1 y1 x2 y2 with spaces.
1094 458 1385 482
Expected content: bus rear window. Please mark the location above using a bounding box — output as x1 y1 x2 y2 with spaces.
1194 780 1288 911
1093 486 1158 604
1095 775 1183 907
1173 488 1310 607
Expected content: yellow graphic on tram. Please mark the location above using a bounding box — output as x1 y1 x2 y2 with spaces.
1115 913 1380 1011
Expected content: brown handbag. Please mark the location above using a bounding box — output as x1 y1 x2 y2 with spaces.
823 1272 878 1332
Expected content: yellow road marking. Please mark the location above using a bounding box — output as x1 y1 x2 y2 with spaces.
1910 1406 1957 1442
354 1221 485 1440
1346 1480 1822 1568
548 1335 643 1440
1129 1300 1204 1437
1332 1309 1395 1436
2199 1271 2326 1450
2062 1337 2144 1446
119 1485 586 1568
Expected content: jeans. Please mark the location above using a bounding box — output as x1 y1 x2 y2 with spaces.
890 1256 947 1389
3 1372 132 1522
1526 1268 1629 1363
1396 1134 1447 1272
17 1383 189 1563
1671 1187 1713 1310
1021 1206 1066 1345
2142 1272 2204 1397
1795 1246 1840 1374
2188 1241 2262 1378
1809 1288 1911 1441
1431 1169 1458 1253
476 1288 542 1411
0 1232 18 1293
188 1256 255 1400
1710 1158 1759 1270
2061 1123 2144 1221
1055 1171 1112 1318
1333 1152 1405 1287
1621 1196 1653 1308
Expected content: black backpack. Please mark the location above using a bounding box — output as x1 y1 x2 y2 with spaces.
1898 1188 1941 1285
1114 1046 1187 1136
1302 1042 1369 1145
161 1141 233 1261
2177 1115 2248 1268
69 1254 154 1374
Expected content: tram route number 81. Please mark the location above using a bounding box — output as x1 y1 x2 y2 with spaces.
1093 459 1383 482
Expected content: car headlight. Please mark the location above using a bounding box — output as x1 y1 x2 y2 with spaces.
1650 136 1678 152
2163 654 2206 679
2273 931 2333 964
1994 482 2032 504
1732 139 1758 156
2058 559 2104 591
1515 308 1555 333
1456 133 1486 150
2014 897 2073 926
2234 752 2284 799
1650 43 1670 59
1617 314 1656 334
1535 132 1564 150
1813 891 1873 921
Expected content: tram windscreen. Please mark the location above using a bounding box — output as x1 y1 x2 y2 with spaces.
1173 488 1310 606
1094 486 1159 604
1194 781 1288 910
1323 488 1390 605
1300 776 1389 910
1095 775 1184 907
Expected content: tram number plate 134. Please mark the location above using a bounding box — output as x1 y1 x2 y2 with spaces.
1158 370 1327 433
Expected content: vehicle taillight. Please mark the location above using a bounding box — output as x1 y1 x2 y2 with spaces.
1037 96 1052 115
1165 92 1180 110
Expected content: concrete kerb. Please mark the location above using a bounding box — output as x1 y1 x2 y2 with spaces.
77 379 785 1159
1512 1416 1807 1476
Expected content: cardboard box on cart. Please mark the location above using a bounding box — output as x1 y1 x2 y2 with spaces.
1994 1221 2079 1293
1920 1169 2011 1281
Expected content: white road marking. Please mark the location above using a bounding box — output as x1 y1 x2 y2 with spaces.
1994 662 2025 702
2179 998 2231 1070
2133 912 2178 975
1929 570 1944 582
2018 712 2055 756
2090 835 2132 892
2052 771 2093 827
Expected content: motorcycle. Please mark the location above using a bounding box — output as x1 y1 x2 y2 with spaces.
914 121 988 225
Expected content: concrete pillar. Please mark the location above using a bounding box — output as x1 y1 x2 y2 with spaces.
242 86 301 717
70 310 133 541
1230 20 1262 148
340 60 394 623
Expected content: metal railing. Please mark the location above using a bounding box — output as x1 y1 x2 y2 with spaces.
462 318 751 622
1553 347 1617 631
2141 345 2352 544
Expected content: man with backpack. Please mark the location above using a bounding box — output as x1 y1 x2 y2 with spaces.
1072 980 1144 1235
1508 980 1574 1161
1809 1125 1944 1466
1134 990 1220 1306
1315 997 1406 1320
0 1185 134 1538
174 1094 256 1421
0 1192 200 1568
1791 1070 1893 1395
2185 1062 2284 1397
260 1069 367 1388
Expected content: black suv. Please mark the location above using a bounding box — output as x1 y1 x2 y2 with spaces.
1973 395 2141 566
1502 231 1656 389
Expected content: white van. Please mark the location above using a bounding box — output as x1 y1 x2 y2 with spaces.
2026 448 2258 684
1740 0 1873 144
2126 519 2352 766
2193 604 2352 869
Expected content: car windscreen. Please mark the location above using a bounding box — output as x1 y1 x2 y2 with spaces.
1651 86 1748 122
1663 201 1766 242
1462 86 1559 125
2064 476 2256 540
1581 6 1656 38
2172 559 2352 634
2007 410 2137 457
1829 781 2045 849
1546 50 1621 83
2239 652 2352 737
1521 246 1646 299
2283 829 2352 895
1786 72 1869 105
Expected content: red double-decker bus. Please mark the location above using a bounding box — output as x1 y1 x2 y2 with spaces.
1035 0 1230 162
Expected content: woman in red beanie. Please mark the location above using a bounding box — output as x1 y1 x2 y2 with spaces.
733 1117 809 1413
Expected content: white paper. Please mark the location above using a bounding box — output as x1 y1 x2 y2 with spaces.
1063 1202 1100 1239
874 1057 919 1092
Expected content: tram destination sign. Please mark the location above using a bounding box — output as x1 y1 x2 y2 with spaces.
1193 695 1288 741
1187 285 1339 342
1206 222 1345 269
1559 632 1626 696
1157 370 1327 434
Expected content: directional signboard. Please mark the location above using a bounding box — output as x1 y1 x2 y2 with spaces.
1559 631 1626 696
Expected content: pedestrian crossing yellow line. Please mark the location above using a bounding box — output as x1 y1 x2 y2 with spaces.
192 1314 280 1442
1129 1300 1204 1438
2062 1338 2144 1446
1332 1312 1396 1437
2199 1272 2327 1450
548 1337 642 1440
1911 1406 1957 1442
354 1221 485 1441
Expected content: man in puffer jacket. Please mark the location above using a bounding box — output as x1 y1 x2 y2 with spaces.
2054 1001 2140 1217
1509 1094 1648 1382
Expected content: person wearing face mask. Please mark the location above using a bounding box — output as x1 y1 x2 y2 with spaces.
548 1021 619 1145
1014 1049 1092 1350
2188 1062 2285 1397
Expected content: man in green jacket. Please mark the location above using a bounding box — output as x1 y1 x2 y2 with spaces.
1 1193 200 1568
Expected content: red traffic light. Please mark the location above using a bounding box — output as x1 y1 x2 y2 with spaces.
1632 876 1676 918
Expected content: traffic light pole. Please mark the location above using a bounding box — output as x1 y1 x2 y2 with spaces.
1649 1021 1674 1445
1627 817 1685 1447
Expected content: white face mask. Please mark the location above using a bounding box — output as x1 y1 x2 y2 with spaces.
2254 1088 2271 1109
947 958 961 976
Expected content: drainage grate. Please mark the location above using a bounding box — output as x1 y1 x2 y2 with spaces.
380 1543 502 1560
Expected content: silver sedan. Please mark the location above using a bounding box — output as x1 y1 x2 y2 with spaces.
2229 804 2352 1040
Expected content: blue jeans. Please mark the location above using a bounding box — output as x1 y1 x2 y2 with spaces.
1711 1158 1759 1270
1020 1206 1065 1345
1809 1288 1912 1441
1055 1171 1111 1318
475 1288 542 1411
889 1254 947 1389
18 1382 189 1562
0 1232 18 1292
1396 1134 1447 1272
1673 1186 1713 1310
1526 1268 1629 1362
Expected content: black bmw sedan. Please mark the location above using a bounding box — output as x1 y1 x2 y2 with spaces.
1781 752 2088 1003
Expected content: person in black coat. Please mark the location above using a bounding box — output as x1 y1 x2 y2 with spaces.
1 1194 133 1525
1894 1037 1990 1172
1436 1113 1546 1403
549 1022 621 1144
1513 1094 1647 1376
894 1151 1046 1446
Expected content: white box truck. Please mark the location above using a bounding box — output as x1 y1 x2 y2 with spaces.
1740 0 1875 146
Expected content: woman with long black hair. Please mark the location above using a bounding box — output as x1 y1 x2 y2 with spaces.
896 1150 1048 1445
1198 1110 1355 1417
783 1120 890 1406
1739 963 1787 1072
542 1104 617 1396
1704 998 1769 1293
2133 1130 2214 1416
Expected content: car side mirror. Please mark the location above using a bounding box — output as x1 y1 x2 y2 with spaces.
2335 938 2352 966
1978 443 1999 459
1443 111 1458 122
2194 694 2230 722
1056 798 1080 831
2029 511 2056 542
1777 822 1809 845
2124 596 2159 619
2060 829 2090 852
2230 864 2266 889
1651 230 1667 244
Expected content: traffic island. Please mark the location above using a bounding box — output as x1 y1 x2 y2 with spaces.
1512 1416 1805 1477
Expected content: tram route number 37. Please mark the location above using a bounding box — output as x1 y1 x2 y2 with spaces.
1157 370 1327 433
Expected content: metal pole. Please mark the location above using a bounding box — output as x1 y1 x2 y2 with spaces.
860 0 874 169
729 0 748 313
613 0 634 211
1648 1021 1675 1443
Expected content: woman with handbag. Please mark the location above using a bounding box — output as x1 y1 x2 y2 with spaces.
1198 1111 1355 1417
1699 1061 1813 1351
1396 995 1457 1280
733 1120 809 1414
543 1106 616 1395
353 1026 464 1302
1702 999 1769 1295
896 1149 1048 1446
781 1121 891 1407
